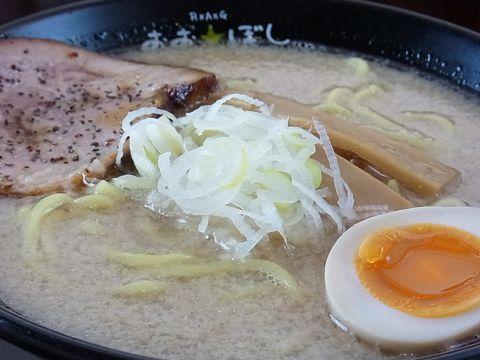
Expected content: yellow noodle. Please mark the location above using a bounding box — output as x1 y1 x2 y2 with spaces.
314 84 434 149
94 180 125 201
400 111 456 134
106 250 195 267
112 174 157 190
23 189 120 260
18 205 32 221
111 280 166 298
224 77 257 91
324 87 353 103
107 250 302 299
352 104 400 129
73 194 116 210
351 84 384 103
354 106 435 149
313 102 352 117
345 57 370 76
371 128 434 149
151 259 302 299
244 259 301 297
22 193 72 259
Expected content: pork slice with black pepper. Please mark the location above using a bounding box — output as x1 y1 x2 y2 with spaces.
0 38 217 196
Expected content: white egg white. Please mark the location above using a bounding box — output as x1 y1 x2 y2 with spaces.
325 206 480 351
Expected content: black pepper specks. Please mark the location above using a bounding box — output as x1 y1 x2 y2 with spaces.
0 39 213 194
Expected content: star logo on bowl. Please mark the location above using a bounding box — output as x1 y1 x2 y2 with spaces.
201 25 225 44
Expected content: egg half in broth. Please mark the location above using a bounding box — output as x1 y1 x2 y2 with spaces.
325 206 480 351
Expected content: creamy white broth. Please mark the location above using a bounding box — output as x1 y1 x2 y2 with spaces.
1 44 480 359
119 45 480 206
0 196 380 359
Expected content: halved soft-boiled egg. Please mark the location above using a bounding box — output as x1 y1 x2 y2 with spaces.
325 206 480 351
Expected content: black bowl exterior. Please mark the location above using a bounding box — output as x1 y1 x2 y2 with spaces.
1 0 480 359
1 0 480 93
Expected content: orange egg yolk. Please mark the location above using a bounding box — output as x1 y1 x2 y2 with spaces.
355 223 480 317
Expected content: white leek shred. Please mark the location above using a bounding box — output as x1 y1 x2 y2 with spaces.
115 94 354 258
313 119 355 222
115 107 184 176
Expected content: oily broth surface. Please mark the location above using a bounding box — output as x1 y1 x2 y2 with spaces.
119 45 480 206
0 44 479 359
0 196 377 359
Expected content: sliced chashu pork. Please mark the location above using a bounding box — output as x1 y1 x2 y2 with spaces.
0 38 216 196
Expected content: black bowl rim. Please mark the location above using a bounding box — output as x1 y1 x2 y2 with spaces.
2 0 480 40
0 0 480 359
2 0 480 94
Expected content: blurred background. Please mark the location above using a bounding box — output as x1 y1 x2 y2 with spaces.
1 0 480 32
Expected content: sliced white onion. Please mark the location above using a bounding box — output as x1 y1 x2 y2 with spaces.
121 107 176 131
116 109 184 174
204 93 270 123
113 94 351 258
